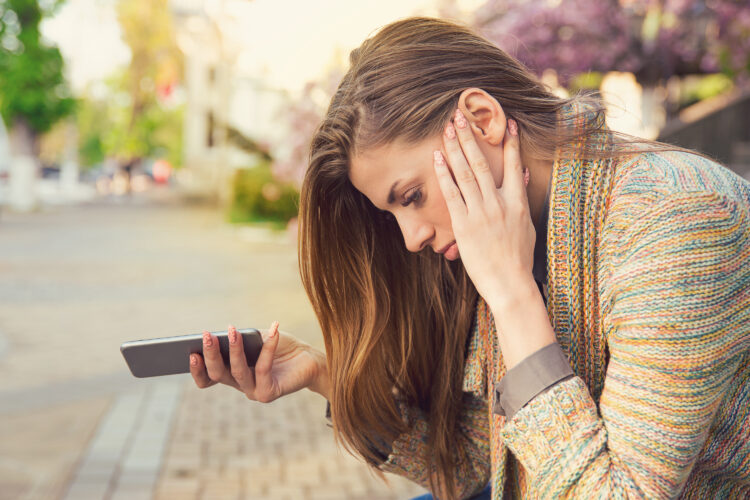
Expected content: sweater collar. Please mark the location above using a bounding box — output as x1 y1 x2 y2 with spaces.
545 101 616 402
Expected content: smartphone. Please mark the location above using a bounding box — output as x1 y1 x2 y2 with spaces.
120 328 263 378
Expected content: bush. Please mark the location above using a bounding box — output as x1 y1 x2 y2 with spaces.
228 161 299 227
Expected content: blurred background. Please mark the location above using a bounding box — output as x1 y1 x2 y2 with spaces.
0 1 748 499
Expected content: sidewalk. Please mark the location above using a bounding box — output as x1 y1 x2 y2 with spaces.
63 378 424 500
0 188 426 500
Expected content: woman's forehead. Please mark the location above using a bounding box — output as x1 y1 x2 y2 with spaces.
349 136 441 207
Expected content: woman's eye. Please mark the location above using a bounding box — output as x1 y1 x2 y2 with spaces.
401 187 423 207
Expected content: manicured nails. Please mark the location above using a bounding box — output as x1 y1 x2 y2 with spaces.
433 150 446 166
203 331 212 347
228 325 237 344
270 321 279 338
190 354 198 366
454 109 467 129
508 119 518 136
523 167 530 187
444 122 456 139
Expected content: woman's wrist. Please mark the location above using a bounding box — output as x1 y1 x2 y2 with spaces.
307 349 331 400
489 276 557 370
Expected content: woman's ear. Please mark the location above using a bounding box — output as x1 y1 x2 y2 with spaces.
457 88 507 146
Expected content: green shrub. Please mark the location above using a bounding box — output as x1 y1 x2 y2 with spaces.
680 73 734 108
228 161 299 226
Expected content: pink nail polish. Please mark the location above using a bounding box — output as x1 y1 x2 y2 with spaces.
444 123 456 139
190 354 198 366
454 109 467 129
229 328 237 344
433 150 445 165
523 167 530 186
508 119 518 136
203 332 213 347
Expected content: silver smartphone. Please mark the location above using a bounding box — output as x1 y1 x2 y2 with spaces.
120 328 263 378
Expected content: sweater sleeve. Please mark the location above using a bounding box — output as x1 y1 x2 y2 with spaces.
499 192 750 498
378 392 491 500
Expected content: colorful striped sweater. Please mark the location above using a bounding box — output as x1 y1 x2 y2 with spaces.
378 114 750 498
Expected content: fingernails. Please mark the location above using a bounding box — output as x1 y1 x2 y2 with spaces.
508 119 518 136
270 321 279 338
203 331 213 347
228 325 237 344
523 167 530 187
454 109 467 129
444 123 456 139
190 354 198 366
433 150 446 166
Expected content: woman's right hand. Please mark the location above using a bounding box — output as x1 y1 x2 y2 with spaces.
189 322 329 402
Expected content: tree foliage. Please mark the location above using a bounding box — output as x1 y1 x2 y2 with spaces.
475 0 750 86
98 0 182 165
0 0 74 136
75 74 184 169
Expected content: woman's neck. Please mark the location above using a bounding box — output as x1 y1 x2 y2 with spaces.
523 152 554 229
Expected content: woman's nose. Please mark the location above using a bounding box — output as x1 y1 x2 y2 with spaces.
397 214 432 253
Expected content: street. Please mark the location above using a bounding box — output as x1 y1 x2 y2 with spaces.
0 189 426 500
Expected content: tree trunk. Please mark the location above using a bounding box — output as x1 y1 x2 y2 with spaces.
8 118 39 212
60 121 79 194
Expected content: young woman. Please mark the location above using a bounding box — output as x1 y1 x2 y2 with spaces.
190 17 750 499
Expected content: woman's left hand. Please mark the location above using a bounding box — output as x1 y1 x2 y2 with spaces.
434 109 536 310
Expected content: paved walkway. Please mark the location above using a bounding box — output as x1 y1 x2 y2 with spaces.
0 187 426 500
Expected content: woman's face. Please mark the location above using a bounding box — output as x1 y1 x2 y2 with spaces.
349 132 505 260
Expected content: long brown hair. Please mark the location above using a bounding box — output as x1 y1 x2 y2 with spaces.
298 16 690 498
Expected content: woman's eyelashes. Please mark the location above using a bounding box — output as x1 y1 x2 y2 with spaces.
400 186 423 207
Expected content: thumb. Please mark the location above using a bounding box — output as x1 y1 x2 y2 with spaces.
254 321 280 401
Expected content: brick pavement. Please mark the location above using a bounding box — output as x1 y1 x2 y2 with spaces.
0 188 427 500
155 382 425 500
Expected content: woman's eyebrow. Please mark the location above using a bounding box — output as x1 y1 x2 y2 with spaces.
386 180 402 205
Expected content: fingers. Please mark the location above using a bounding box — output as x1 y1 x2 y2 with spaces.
441 116 482 209
434 150 467 222
228 324 255 394
450 109 499 201
189 353 216 389
203 330 233 386
502 119 529 205
253 321 280 403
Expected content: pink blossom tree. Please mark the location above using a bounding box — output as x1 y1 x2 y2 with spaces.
271 69 343 187
474 0 750 86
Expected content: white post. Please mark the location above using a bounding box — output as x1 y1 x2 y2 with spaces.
9 155 38 212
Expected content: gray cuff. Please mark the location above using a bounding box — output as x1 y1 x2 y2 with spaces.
493 342 574 419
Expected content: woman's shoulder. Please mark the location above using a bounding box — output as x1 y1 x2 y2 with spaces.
606 150 750 229
598 150 750 273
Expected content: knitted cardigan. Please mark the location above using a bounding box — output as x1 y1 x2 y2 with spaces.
378 113 750 499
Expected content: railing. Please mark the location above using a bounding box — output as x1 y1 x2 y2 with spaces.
658 88 750 177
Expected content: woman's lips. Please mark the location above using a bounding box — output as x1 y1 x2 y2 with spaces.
438 242 459 261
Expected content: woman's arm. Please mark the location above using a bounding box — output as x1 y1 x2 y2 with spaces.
435 107 749 497
497 192 750 498
378 392 492 500
307 350 330 400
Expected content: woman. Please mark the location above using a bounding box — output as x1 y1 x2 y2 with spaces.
190 17 750 499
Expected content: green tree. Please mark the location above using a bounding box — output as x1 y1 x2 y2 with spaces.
0 0 74 156
108 0 182 168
